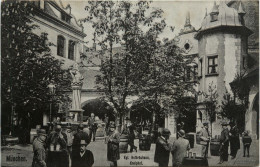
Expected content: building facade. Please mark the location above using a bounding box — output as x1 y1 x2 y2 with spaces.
30 0 86 125
175 1 258 137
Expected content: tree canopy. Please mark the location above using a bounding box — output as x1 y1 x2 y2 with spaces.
1 1 71 120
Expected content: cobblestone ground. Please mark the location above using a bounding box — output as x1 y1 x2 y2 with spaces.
1 138 259 167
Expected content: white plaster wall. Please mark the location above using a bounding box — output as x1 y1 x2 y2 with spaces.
205 35 219 55
31 15 85 69
224 34 241 94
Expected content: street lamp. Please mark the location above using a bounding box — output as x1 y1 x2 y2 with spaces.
48 82 56 122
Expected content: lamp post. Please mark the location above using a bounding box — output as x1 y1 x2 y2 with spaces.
48 82 56 123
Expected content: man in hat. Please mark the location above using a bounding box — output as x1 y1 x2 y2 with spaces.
171 130 190 167
218 121 229 164
88 113 98 142
199 122 211 158
123 117 137 153
229 122 240 159
32 129 47 167
107 121 120 167
72 124 90 165
154 128 171 167
71 140 94 167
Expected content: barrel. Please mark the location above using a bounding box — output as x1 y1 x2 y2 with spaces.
210 139 220 156
119 134 128 153
5 136 19 146
139 134 151 151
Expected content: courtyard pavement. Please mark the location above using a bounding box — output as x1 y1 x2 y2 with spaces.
1 138 259 167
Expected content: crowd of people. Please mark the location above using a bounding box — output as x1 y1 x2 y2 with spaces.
197 121 252 165
32 113 117 167
153 121 253 167
31 113 253 167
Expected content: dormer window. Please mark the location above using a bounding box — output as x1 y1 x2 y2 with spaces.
210 14 218 22
61 13 70 23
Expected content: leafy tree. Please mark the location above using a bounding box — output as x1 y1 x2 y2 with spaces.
1 1 71 132
220 92 246 133
82 1 169 128
230 72 250 107
198 81 219 136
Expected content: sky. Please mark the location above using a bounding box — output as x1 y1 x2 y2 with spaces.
61 0 222 47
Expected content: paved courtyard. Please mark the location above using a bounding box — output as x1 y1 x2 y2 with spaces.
1 138 259 167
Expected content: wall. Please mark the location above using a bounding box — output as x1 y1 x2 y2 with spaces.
31 14 84 70
197 31 246 135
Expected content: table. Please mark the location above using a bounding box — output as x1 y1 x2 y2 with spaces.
182 157 209 166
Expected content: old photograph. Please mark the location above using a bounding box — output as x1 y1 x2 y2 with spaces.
1 0 259 167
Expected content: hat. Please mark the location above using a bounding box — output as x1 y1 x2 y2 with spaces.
203 122 209 126
162 128 171 136
178 130 185 137
78 124 84 130
221 121 228 126
80 140 88 146
125 117 130 121
109 121 116 128
56 125 62 129
38 129 47 136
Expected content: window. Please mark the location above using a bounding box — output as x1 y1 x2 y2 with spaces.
185 67 191 81
185 65 198 82
68 40 75 60
208 56 218 74
57 36 65 57
193 65 198 80
61 13 71 23
199 58 203 77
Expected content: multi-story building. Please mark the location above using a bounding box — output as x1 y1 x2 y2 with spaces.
175 1 258 137
30 0 86 125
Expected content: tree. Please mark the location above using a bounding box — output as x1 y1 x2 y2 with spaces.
1 1 71 132
198 82 219 136
220 92 246 133
82 1 169 128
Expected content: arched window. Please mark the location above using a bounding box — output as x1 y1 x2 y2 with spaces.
57 35 65 57
68 40 75 60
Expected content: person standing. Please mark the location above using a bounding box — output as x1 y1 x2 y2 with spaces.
104 114 109 135
107 121 120 167
218 122 229 164
229 122 240 159
72 124 90 165
46 124 69 167
65 124 74 159
199 122 210 158
124 118 137 153
154 128 171 167
88 113 98 142
32 129 47 167
242 131 252 157
72 140 94 167
171 130 190 167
